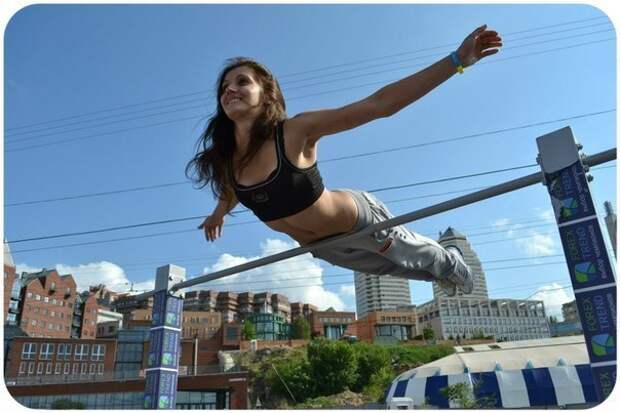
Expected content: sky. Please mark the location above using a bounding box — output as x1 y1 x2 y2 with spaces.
3 3 617 319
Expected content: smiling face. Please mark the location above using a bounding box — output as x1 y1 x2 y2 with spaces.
219 66 264 121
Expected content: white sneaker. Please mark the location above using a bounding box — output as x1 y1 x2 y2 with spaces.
445 246 474 294
436 277 457 297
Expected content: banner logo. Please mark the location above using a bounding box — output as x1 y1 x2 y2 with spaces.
575 262 598 283
592 333 615 357
560 198 579 218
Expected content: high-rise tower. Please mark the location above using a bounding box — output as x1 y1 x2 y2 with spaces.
354 272 411 319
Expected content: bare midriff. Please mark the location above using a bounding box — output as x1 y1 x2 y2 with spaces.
263 189 359 246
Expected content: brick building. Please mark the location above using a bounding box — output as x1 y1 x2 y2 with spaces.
309 308 356 339
5 336 117 378
355 309 418 343
216 292 238 323
15 270 78 338
71 292 99 339
290 302 317 321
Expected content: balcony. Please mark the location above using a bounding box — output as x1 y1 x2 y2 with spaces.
8 301 21 314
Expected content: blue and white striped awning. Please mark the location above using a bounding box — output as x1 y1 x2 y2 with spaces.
386 364 599 408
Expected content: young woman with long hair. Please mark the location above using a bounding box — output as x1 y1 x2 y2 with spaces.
186 25 502 296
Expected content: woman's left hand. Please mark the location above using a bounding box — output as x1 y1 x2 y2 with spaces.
456 24 503 68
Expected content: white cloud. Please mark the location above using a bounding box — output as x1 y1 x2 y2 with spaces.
15 263 43 275
197 238 346 311
493 218 511 229
530 282 574 320
339 285 356 297
15 261 148 294
537 208 556 223
493 212 557 257
515 231 556 256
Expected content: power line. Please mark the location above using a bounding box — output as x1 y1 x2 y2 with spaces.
5 36 615 153
7 161 615 250
7 162 541 244
5 109 615 208
5 15 608 133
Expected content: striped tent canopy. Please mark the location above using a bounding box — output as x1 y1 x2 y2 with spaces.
386 363 599 408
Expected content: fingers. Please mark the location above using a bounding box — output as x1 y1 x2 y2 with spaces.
480 49 499 58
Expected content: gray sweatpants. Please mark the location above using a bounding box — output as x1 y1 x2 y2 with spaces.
311 189 458 281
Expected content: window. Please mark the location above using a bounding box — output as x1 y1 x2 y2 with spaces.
35 294 41 301
40 343 54 360
30 320 37 326
97 364 104 375
89 364 96 375
75 344 89 361
27 292 32 299
72 364 79 375
44 297 50 303
46 363 53 375
36 363 44 375
64 363 70 374
81 363 87 374
18 362 27 375
28 362 35 375
52 298 57 305
91 344 105 361
22 343 37 360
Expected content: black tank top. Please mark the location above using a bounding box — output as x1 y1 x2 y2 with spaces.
230 121 325 222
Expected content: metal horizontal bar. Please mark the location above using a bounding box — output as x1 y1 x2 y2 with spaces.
161 148 614 294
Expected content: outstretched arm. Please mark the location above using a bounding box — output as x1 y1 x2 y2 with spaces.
199 194 239 242
290 25 502 144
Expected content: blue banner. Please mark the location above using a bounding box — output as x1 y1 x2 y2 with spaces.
144 293 183 409
558 220 615 289
144 369 179 409
546 161 596 225
148 329 181 369
542 158 616 404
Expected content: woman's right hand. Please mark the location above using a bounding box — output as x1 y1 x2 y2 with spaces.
198 215 224 242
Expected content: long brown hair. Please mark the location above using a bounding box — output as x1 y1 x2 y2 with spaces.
185 57 287 208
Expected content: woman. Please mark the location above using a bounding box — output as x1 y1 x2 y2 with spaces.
187 25 502 296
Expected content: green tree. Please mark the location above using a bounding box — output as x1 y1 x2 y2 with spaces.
51 399 86 409
242 319 256 340
290 317 311 340
267 357 315 403
423 327 435 341
351 342 391 392
548 315 558 324
307 338 358 395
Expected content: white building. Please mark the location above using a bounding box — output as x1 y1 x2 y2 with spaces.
417 297 551 341
354 272 411 319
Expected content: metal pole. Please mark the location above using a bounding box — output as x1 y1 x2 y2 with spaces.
143 265 186 409
127 147 615 302
163 147 615 294
537 127 616 403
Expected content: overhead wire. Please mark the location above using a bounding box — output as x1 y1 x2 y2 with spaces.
5 32 615 152
6 162 615 247
5 15 609 134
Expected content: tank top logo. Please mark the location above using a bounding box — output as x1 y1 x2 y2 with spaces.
252 190 269 203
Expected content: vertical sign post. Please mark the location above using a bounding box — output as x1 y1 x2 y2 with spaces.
144 265 186 409
537 127 617 402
